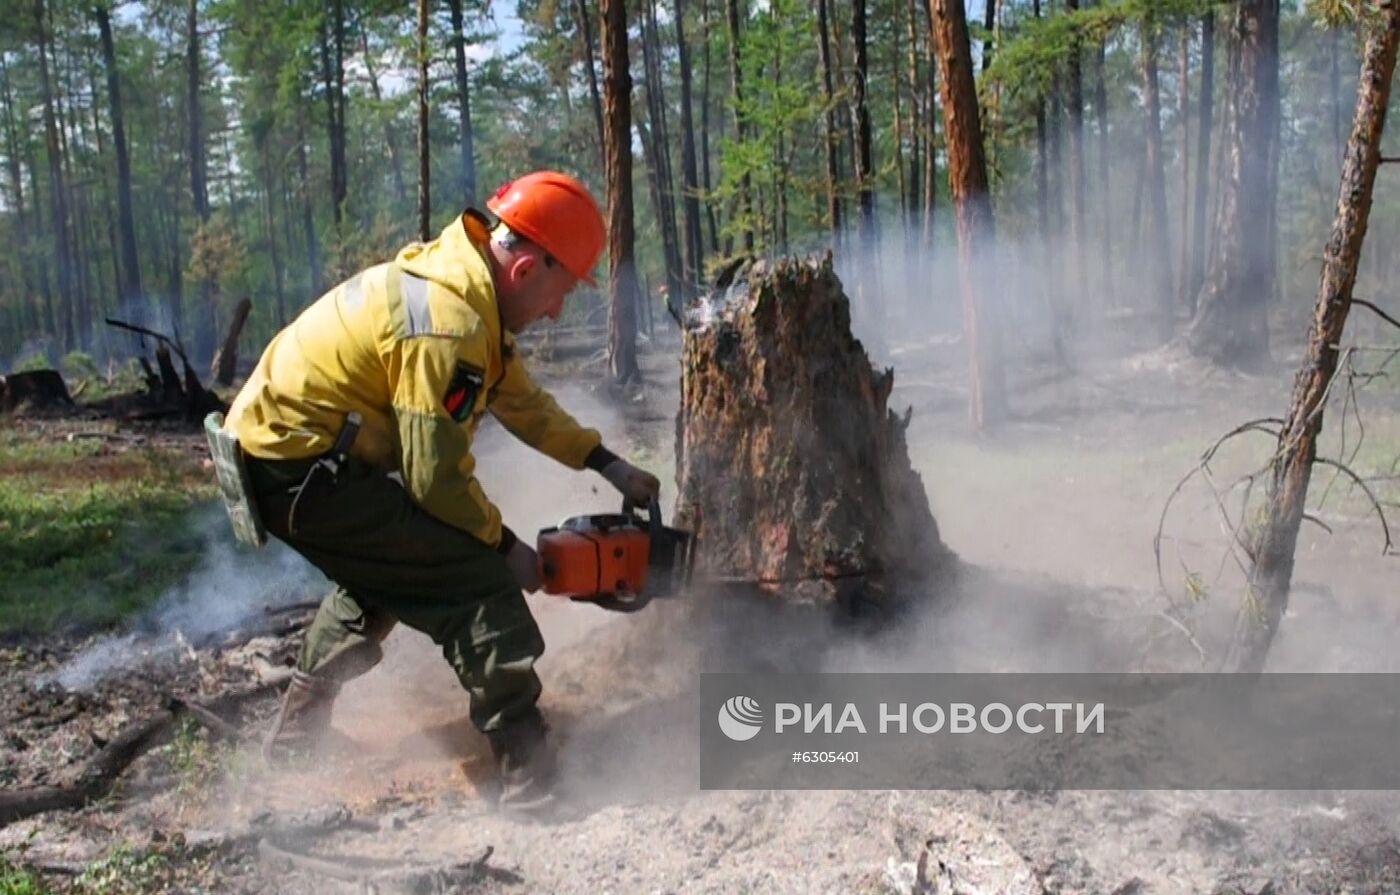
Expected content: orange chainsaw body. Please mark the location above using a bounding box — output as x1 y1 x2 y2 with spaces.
537 499 694 613
538 517 652 597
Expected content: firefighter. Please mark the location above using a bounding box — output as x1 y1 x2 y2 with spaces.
223 171 660 811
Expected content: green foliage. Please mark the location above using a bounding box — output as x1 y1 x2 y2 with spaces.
74 845 172 895
0 856 53 895
10 355 51 374
0 834 53 895
169 717 223 801
0 426 216 635
984 0 1220 101
61 350 98 380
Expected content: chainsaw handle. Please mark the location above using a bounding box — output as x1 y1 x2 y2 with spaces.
622 495 664 538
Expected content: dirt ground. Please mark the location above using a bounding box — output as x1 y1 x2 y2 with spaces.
3 322 1400 894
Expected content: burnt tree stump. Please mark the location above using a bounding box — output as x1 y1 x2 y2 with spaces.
0 370 74 415
675 257 954 615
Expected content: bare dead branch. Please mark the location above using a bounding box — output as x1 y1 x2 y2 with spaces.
1348 298 1400 331
1313 457 1394 554
1301 513 1334 535
1153 419 1282 609
104 317 192 371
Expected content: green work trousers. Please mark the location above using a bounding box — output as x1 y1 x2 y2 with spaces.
247 455 543 733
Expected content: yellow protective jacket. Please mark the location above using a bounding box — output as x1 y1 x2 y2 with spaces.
225 214 604 549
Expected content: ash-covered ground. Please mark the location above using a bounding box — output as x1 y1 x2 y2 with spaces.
4 327 1400 895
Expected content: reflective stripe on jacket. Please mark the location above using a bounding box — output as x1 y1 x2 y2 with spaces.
225 214 602 547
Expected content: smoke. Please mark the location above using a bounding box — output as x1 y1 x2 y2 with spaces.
44 509 327 692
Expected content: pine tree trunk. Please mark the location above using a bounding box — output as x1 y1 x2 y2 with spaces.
922 0 936 254
1187 10 1215 316
573 0 606 163
1176 24 1192 311
96 3 142 316
699 0 721 256
35 0 77 352
724 0 754 253
981 0 995 71
675 258 953 611
1033 0 1065 362
1092 5 1112 299
1063 0 1086 303
362 33 408 206
0 53 37 334
851 0 881 322
1140 18 1174 339
905 0 923 230
1230 0 1399 673
817 0 843 248
417 0 430 241
262 157 287 327
601 0 640 382
640 0 684 305
447 0 478 206
1184 0 1279 366
295 102 322 297
930 0 1006 429
674 0 704 289
186 0 218 362
318 15 343 230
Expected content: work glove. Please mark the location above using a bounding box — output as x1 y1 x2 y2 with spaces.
505 539 542 592
601 459 662 505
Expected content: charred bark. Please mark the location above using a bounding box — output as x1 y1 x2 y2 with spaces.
675 258 953 613
0 370 74 415
1228 0 1399 673
1184 0 1280 367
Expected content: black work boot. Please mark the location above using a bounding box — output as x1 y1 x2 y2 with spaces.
262 669 341 763
486 710 558 816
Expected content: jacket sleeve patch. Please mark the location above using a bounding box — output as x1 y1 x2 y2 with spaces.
443 361 485 422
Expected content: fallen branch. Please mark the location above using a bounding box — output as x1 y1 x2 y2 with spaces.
256 839 513 891
0 679 282 828
0 706 181 827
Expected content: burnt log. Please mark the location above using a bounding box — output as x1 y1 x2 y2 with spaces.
103 318 227 423
675 256 954 614
0 370 74 415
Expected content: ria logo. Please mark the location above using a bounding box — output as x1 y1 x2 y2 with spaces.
718 696 764 741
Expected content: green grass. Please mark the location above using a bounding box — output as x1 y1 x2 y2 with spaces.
0 425 216 636
0 860 53 895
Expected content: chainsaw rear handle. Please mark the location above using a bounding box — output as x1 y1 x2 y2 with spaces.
621 496 664 538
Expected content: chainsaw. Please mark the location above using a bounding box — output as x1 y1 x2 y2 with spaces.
536 497 695 613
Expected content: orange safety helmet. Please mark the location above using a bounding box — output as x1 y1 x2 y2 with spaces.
486 171 606 286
